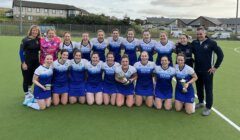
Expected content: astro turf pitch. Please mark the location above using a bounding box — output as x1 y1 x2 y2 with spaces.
0 36 239 140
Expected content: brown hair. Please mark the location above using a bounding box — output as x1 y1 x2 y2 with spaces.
27 25 41 38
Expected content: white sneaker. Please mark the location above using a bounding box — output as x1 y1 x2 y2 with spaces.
23 97 33 106
26 92 34 99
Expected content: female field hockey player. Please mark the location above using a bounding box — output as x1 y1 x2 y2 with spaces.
134 51 155 107
155 32 175 66
68 50 88 104
175 33 194 67
107 28 123 63
40 29 61 64
60 32 77 60
102 52 120 105
121 28 139 65
19 25 41 104
85 52 103 105
77 32 92 61
28 55 53 110
175 53 198 114
115 54 137 107
91 30 108 61
138 30 156 62
52 49 70 106
154 56 175 110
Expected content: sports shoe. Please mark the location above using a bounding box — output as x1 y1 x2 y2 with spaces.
23 97 34 106
195 102 204 109
25 92 34 99
202 108 211 116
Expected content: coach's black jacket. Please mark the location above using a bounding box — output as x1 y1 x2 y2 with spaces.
191 38 224 72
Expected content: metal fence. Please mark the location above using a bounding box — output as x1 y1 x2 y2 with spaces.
0 22 131 36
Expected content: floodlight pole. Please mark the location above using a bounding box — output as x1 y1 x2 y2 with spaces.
236 0 239 35
20 0 23 35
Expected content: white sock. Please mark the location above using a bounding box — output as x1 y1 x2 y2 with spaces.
27 103 40 110
192 102 196 113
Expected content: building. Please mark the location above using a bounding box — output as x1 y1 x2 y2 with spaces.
10 0 89 21
188 16 222 28
168 19 193 28
219 18 240 30
147 17 176 26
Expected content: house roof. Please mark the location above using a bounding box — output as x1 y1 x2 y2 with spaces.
147 17 176 25
188 16 222 26
13 0 89 14
218 18 240 25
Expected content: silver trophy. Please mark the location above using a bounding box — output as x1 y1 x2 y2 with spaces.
180 79 187 93
117 72 130 85
45 84 52 90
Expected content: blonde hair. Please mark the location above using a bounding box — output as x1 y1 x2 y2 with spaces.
27 25 41 38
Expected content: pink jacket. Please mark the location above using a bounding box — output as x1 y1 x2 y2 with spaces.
40 37 61 64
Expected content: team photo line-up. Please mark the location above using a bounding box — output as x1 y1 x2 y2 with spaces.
20 25 224 116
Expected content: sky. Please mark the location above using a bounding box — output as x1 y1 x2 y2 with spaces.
0 0 238 19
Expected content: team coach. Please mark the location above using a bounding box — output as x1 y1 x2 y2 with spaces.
192 27 224 116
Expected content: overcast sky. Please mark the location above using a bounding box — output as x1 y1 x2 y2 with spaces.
0 0 238 19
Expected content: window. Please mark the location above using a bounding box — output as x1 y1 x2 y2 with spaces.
27 8 32 12
52 10 56 14
44 9 48 13
60 10 63 14
36 8 40 13
28 16 33 21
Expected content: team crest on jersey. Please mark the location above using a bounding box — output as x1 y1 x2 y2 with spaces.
204 45 208 49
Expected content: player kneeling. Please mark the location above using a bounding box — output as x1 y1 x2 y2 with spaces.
28 55 53 110
154 56 175 110
134 51 155 107
68 50 88 104
52 49 70 106
175 53 198 114
102 52 120 105
115 54 137 107
85 52 103 105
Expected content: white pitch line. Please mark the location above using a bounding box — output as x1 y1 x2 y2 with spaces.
172 78 240 132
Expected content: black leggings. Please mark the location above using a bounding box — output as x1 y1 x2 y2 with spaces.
196 71 214 109
21 61 39 92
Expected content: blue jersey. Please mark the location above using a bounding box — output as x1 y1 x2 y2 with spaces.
102 62 120 94
134 61 155 96
102 62 120 84
91 38 108 61
155 41 175 65
175 64 195 103
69 59 88 83
68 59 88 97
108 37 123 63
33 65 53 99
76 41 92 61
60 41 77 59
122 38 139 65
85 61 103 93
52 59 71 85
154 66 175 99
115 65 137 95
138 39 156 61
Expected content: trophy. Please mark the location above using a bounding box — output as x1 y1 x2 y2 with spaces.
180 79 187 93
117 72 130 85
45 84 52 90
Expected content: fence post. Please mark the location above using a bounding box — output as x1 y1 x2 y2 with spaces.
69 24 72 32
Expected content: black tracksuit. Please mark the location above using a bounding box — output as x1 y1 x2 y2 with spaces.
175 42 194 67
19 37 40 92
192 38 224 109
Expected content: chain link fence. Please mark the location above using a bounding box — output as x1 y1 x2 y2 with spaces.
0 22 131 37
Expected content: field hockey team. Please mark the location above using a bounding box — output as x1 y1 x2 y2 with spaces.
19 25 223 116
